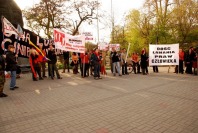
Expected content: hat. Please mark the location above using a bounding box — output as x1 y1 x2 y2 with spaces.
8 45 15 49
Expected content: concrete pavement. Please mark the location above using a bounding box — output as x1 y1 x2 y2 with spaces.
0 67 198 133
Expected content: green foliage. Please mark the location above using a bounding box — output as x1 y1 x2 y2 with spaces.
110 0 198 53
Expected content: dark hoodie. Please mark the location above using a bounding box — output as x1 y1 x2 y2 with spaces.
6 51 17 71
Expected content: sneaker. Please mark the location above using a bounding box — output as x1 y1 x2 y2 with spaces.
14 86 19 89
33 79 38 81
94 77 98 80
10 88 15 90
0 93 8 97
98 77 102 79
39 77 44 80
43 76 47 78
57 77 62 79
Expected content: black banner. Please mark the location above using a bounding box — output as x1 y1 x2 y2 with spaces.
0 26 63 58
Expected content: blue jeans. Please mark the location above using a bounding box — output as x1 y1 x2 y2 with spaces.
113 62 121 75
10 71 16 89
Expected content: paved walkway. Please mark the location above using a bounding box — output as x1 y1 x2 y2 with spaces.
0 67 198 133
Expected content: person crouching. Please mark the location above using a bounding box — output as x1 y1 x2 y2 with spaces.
29 47 43 81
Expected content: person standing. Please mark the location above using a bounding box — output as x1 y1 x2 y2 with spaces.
48 45 62 79
38 44 47 78
72 52 78 74
101 51 107 75
141 49 148 75
62 51 70 73
185 48 193 74
111 48 122 76
29 47 43 81
6 45 19 90
0 53 7 97
132 52 139 74
153 66 158 73
179 48 185 74
91 48 102 79
80 49 89 78
121 48 128 75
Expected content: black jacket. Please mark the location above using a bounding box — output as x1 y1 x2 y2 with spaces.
63 51 69 60
141 54 148 68
6 51 17 71
111 52 120 63
48 49 57 64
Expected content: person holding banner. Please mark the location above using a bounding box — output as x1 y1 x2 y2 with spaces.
121 48 128 75
48 45 62 79
29 47 43 81
38 44 47 78
111 48 122 76
5 45 19 90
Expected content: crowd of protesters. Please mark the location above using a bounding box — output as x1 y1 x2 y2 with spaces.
0 44 197 98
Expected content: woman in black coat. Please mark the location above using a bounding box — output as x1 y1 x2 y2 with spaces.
141 49 148 75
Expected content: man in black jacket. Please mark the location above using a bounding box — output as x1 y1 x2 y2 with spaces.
6 45 19 90
48 45 62 80
111 48 122 76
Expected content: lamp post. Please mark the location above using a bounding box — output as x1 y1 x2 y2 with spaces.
96 0 99 45
111 0 114 43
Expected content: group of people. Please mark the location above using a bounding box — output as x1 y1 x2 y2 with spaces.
175 47 197 74
0 44 197 98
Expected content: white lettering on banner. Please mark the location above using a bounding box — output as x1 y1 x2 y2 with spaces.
53 29 85 53
149 44 179 66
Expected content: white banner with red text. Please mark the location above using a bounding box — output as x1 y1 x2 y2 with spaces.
54 29 85 53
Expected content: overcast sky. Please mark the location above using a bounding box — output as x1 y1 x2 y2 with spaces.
14 0 145 42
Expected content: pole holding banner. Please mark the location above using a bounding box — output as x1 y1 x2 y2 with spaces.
125 43 131 63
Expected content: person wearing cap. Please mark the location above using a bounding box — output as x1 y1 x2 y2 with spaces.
5 45 19 90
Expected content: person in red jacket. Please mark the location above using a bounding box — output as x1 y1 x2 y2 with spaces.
80 48 89 78
29 47 43 81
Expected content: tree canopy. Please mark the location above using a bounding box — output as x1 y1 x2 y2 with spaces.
111 0 198 53
23 0 100 38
